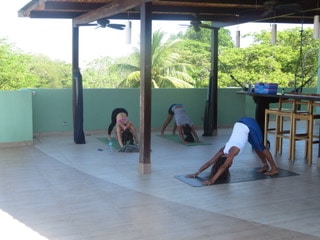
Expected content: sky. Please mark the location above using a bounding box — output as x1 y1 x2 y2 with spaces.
1 1 313 66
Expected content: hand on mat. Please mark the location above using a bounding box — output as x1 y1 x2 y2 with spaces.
202 179 214 186
185 173 198 178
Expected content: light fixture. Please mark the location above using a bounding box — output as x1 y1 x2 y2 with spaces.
126 11 132 45
314 15 320 39
235 14 240 48
126 20 132 44
235 30 240 48
271 23 277 45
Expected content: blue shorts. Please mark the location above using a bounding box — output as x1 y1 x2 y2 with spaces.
168 104 183 115
237 117 265 151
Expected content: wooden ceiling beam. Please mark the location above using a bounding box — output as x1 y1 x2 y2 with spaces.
73 0 151 26
45 1 105 11
18 0 319 27
18 0 47 17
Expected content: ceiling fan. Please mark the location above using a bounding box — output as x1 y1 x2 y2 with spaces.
181 14 215 32
261 0 301 17
95 18 126 30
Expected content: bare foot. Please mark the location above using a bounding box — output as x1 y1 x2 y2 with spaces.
264 169 278 176
257 164 269 173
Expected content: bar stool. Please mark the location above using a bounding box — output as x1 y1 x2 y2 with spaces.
290 100 320 165
264 98 296 156
264 97 309 158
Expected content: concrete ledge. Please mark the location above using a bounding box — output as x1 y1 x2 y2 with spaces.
0 141 33 148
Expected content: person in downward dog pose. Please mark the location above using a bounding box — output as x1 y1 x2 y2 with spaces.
107 108 128 140
186 117 278 185
115 111 139 148
160 104 200 144
107 108 139 148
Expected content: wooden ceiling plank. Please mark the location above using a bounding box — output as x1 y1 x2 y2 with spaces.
29 11 81 18
18 0 47 17
155 1 264 10
73 0 151 26
45 1 106 11
18 0 319 26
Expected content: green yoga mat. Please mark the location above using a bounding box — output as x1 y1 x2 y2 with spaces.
157 134 212 146
97 137 121 150
174 168 299 187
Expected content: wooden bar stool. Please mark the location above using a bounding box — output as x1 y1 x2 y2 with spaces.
264 98 296 156
291 100 320 165
264 98 308 158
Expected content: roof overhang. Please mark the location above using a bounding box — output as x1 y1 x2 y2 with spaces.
18 0 320 28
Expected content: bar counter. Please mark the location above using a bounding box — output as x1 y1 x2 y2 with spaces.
238 91 320 131
238 91 320 165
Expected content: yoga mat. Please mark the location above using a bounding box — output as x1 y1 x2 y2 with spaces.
157 134 212 146
97 137 121 150
174 168 299 187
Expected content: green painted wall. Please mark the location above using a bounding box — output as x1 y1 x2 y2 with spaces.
0 90 33 145
31 88 73 133
1 87 316 145
30 88 246 135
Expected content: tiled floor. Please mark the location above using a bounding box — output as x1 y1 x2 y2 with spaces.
1 125 320 240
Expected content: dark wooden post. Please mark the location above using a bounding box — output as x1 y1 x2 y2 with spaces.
72 25 85 144
138 2 152 174
203 27 219 136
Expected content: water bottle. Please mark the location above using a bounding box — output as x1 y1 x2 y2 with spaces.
108 141 113 152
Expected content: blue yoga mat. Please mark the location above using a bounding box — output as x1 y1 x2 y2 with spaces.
175 168 299 187
97 137 121 149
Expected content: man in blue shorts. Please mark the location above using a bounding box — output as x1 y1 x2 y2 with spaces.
186 117 278 185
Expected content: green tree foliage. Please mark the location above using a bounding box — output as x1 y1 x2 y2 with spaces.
219 27 319 89
1 25 319 90
113 30 195 88
219 45 294 88
82 26 319 89
182 25 233 48
0 39 34 89
174 39 210 87
0 38 72 90
25 54 72 88
82 56 122 88
173 26 234 87
82 53 142 88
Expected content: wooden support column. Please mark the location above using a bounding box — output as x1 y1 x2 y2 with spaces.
203 26 219 136
138 2 152 174
317 42 320 167
72 25 86 144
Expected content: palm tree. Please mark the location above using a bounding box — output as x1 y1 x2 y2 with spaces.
114 30 195 88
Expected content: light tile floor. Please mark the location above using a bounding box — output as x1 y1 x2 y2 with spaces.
1 125 320 240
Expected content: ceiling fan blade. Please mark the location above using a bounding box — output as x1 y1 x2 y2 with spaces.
262 1 301 16
107 24 126 30
185 14 216 32
77 23 97 27
199 23 214 29
275 3 301 13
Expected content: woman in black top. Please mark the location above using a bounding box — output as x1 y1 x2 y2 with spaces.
107 108 128 140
